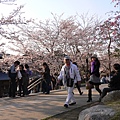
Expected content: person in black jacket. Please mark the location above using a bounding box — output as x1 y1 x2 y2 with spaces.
87 54 102 102
18 64 28 97
42 62 51 94
9 61 20 98
99 63 120 102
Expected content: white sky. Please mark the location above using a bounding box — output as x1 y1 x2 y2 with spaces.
0 0 118 20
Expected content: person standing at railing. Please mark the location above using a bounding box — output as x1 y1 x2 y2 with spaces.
9 61 20 98
41 62 51 94
18 64 28 97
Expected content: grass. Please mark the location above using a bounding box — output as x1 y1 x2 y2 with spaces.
42 100 120 120
105 100 120 120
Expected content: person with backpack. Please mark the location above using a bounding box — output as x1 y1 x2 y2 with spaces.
9 61 20 98
57 56 81 108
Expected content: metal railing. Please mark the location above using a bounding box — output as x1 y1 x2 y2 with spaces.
27 77 43 91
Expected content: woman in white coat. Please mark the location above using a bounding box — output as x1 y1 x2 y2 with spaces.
58 56 81 108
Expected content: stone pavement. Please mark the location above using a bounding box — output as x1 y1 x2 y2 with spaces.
0 84 107 120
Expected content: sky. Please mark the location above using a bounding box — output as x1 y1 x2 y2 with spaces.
0 0 119 55
0 0 118 20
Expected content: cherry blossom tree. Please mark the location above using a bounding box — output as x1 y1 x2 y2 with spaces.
5 13 103 75
0 2 27 70
1 0 119 77
94 0 120 74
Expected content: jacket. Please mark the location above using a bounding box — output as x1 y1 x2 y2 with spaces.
58 62 81 86
43 66 51 83
108 71 120 89
90 60 100 77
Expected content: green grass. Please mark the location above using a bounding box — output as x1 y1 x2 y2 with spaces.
105 100 120 120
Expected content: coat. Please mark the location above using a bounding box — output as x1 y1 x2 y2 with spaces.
58 62 81 86
108 71 120 89
90 60 100 77
43 66 51 84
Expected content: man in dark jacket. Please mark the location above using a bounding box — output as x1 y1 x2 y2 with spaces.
42 62 51 94
9 61 20 98
99 63 120 102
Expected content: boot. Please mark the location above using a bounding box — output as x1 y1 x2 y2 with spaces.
87 89 92 102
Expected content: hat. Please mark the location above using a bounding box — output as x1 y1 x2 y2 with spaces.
64 56 70 60
91 54 97 58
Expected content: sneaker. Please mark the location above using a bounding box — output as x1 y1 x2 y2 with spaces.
87 99 92 102
64 104 68 108
69 102 76 106
80 92 83 95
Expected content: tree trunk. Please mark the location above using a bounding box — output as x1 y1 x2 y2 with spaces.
108 37 112 77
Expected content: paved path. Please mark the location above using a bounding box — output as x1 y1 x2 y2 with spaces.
0 84 107 120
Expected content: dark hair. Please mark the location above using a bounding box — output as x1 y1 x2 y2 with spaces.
14 61 20 65
43 62 48 66
111 70 115 75
95 58 100 66
73 62 78 67
19 64 24 70
25 64 29 69
113 63 120 71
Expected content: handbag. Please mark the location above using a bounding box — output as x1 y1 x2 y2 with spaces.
86 81 94 89
67 78 74 87
18 71 22 79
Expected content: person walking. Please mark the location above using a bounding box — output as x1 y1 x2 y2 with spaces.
73 62 83 95
9 60 20 98
58 56 81 108
87 54 102 102
42 62 51 94
99 63 120 102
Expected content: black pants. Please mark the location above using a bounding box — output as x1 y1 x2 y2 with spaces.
9 78 16 97
46 82 50 94
42 81 46 93
0 83 3 97
75 82 82 94
100 87 118 99
19 80 25 96
42 80 50 94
